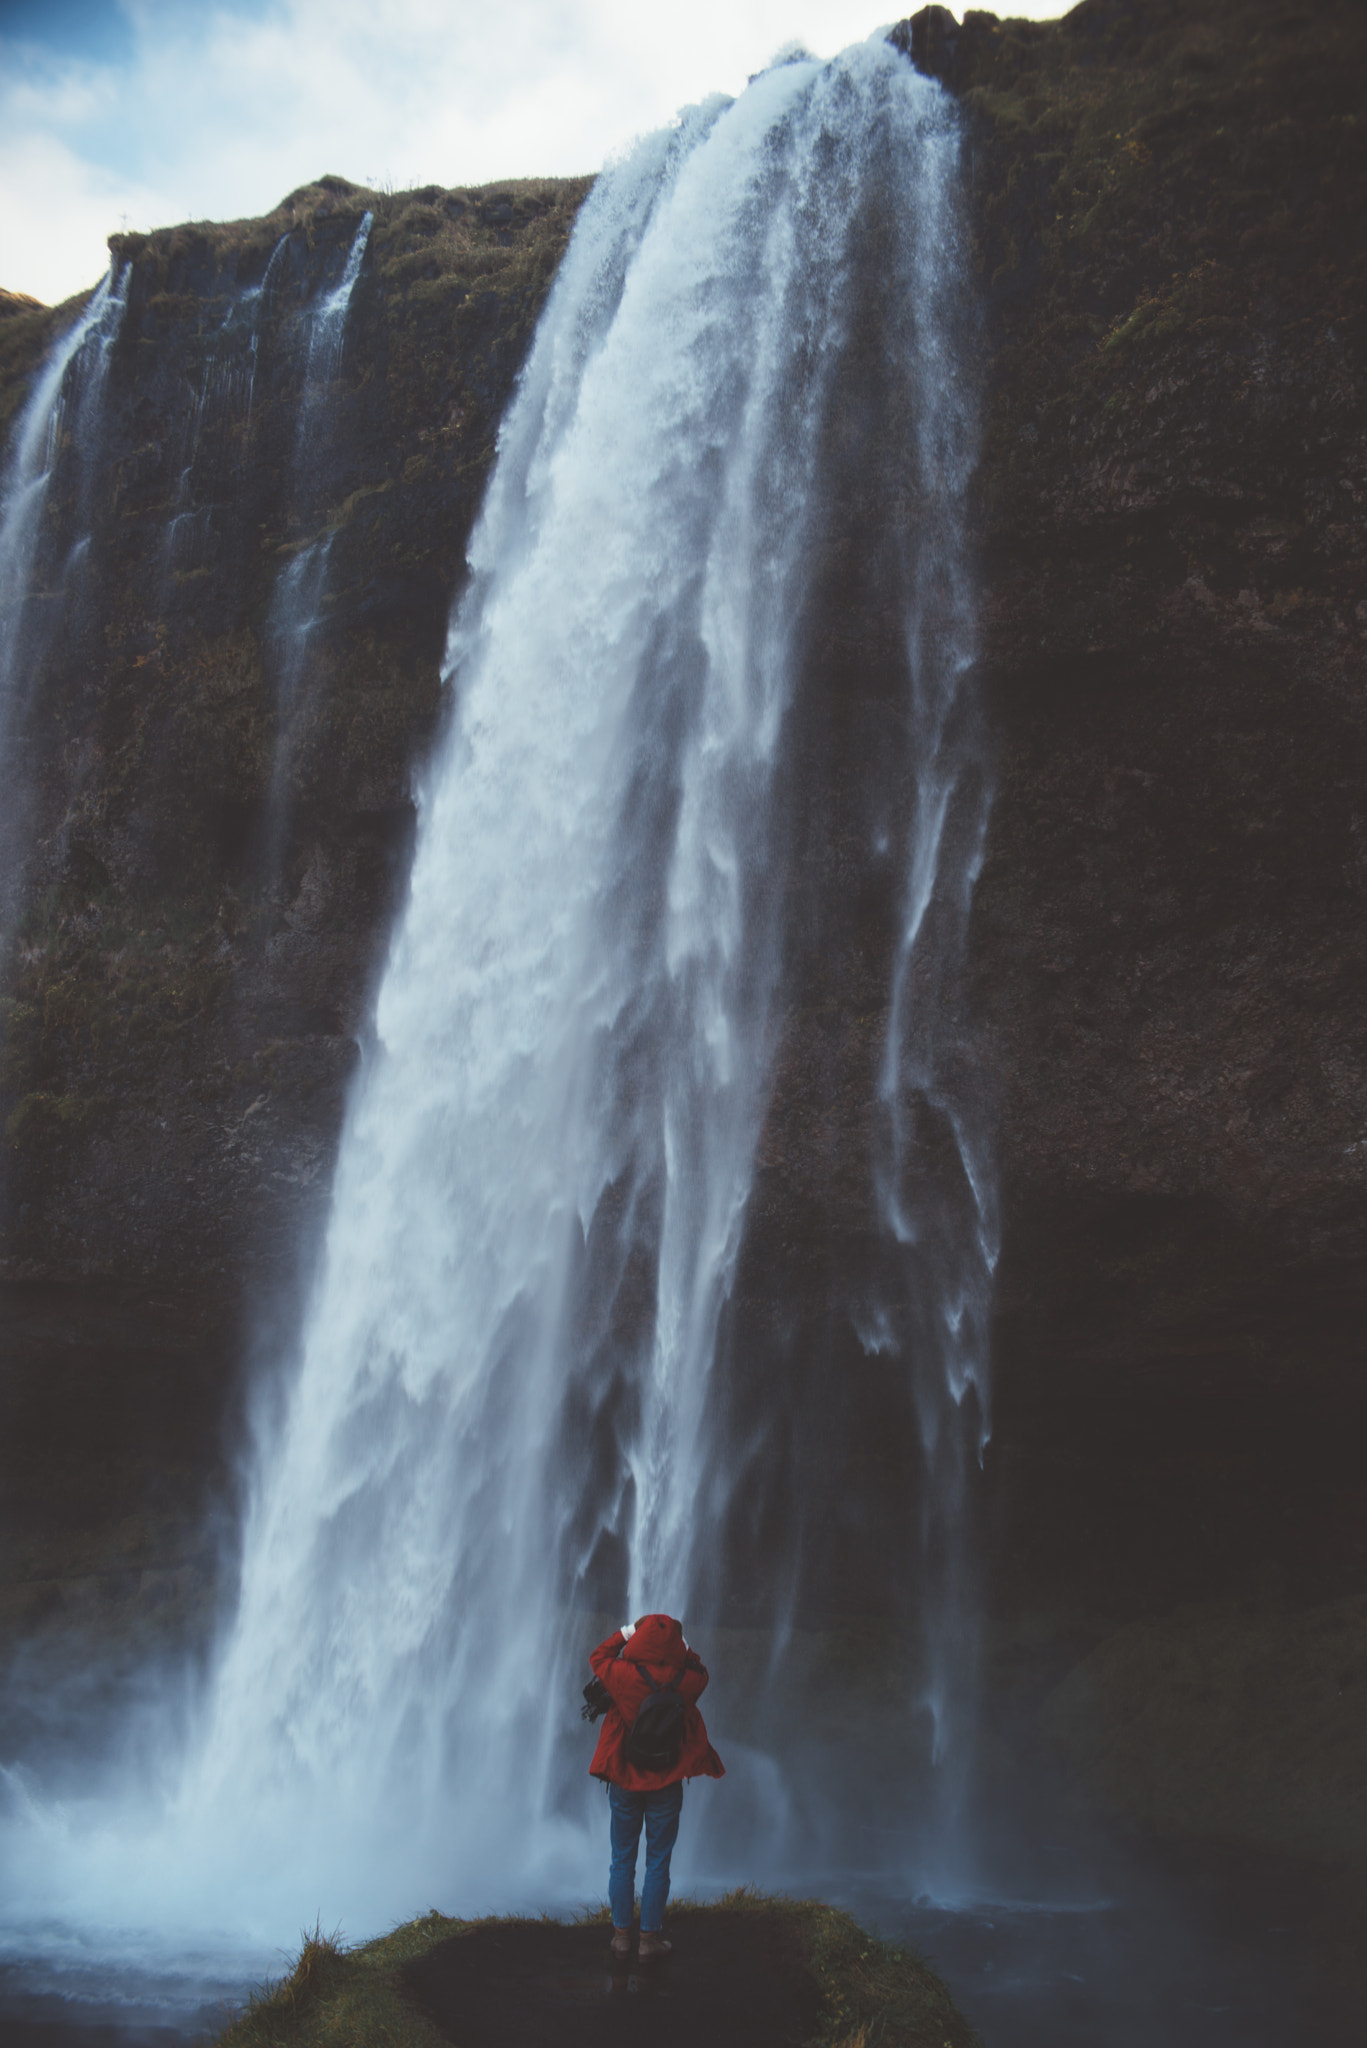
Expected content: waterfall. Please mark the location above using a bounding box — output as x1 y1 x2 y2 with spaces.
0 269 126 764
266 535 334 704
871 151 991 1875
161 268 275 579
302 210 374 398
260 210 373 874
0 270 126 939
0 35 987 1956
173 36 985 1923
290 207 373 489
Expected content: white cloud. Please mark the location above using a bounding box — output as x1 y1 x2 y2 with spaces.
1 130 165 306
1 0 1070 304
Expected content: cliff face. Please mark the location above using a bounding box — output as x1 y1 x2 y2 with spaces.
0 173 589 1732
0 173 588 1287
931 0 1367 1878
0 0 1364 1879
953 0 1367 1289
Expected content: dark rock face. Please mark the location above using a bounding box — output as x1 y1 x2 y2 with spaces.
909 0 1367 1872
0 174 588 1291
712 0 1367 1875
0 0 1364 1884
0 1280 240 1770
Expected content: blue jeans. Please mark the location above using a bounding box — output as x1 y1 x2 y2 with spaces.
608 1781 683 1931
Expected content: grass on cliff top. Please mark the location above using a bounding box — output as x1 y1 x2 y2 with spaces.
107 170 593 318
963 0 1367 314
216 1891 979 2048
960 0 1367 522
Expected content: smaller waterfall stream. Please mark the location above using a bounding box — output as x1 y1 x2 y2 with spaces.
0 271 126 936
869 163 992 1876
0 271 126 753
301 212 373 408
260 210 374 874
161 261 279 578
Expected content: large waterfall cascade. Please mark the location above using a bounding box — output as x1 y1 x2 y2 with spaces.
0 35 990 1957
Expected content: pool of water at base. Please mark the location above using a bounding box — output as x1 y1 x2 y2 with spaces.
1 1840 1360 2048
837 1832 1364 2048
0 1947 261 2048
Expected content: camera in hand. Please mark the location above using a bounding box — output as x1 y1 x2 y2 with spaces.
581 1677 611 1723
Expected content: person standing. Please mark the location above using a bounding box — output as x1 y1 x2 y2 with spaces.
587 1612 724 1959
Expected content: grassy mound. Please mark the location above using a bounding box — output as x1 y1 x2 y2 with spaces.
217 1890 979 2048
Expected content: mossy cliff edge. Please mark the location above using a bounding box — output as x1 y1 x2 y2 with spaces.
0 0 1364 1915
216 1897 979 2048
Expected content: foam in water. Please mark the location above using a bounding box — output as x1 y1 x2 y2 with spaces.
0 36 986 1966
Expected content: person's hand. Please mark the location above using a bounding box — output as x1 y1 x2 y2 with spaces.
620 1621 636 1639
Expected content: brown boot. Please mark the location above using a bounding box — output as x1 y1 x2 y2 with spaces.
637 1931 672 1960
609 1927 633 1960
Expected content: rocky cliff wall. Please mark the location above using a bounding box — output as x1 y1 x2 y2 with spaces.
0 172 589 1743
923 0 1367 1880
0 172 588 1286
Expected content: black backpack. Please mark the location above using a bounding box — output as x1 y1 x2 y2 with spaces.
625 1662 686 1771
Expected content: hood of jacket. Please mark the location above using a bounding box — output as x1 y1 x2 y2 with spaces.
622 1612 688 1668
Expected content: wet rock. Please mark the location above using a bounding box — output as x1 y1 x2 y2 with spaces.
1041 1594 1367 1865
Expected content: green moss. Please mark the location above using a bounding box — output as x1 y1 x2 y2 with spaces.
42 971 118 1051
0 165 594 1197
957 0 1367 546
0 997 39 1093
215 1894 979 2048
6 1089 112 1149
0 286 93 443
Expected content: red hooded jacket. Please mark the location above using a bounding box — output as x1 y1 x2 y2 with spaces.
588 1613 725 1790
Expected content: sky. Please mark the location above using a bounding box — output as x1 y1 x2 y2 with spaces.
1 0 1068 307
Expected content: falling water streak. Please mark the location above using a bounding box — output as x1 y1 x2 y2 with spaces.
257 534 335 880
0 271 126 742
267 538 335 703
306 212 373 385
0 269 126 954
160 237 296 586
869 96 994 1879
294 210 373 472
254 212 374 883
244 235 291 428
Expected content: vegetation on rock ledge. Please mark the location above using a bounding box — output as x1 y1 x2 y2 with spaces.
217 1893 979 2048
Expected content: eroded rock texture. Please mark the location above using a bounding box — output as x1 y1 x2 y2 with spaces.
0 174 588 1285
933 0 1367 1879
0 174 589 1732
